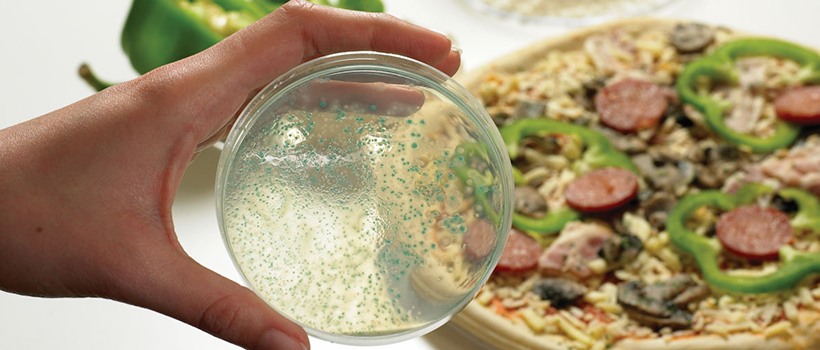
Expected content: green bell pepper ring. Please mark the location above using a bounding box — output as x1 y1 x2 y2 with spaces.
667 183 820 294
499 118 639 174
676 38 820 152
450 142 504 226
497 118 637 234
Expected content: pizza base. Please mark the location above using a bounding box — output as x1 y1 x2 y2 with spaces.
450 17 820 350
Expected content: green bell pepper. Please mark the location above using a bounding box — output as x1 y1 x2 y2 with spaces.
450 142 505 226
499 118 638 174
81 0 385 91
497 118 637 234
667 183 820 294
676 38 820 152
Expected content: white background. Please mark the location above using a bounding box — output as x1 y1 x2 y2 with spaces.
1 0 819 349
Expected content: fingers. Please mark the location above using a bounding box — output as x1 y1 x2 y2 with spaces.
209 0 460 93
127 254 309 350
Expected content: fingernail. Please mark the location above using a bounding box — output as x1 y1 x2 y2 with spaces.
451 46 463 55
257 329 308 350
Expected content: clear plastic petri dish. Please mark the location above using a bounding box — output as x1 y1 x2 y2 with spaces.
215 51 514 345
463 0 677 26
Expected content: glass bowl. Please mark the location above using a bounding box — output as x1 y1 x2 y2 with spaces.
215 51 513 345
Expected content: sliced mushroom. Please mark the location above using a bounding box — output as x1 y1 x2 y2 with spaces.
617 274 710 330
598 234 643 266
514 100 547 119
631 154 695 192
696 144 747 188
532 278 588 308
670 23 714 53
671 284 711 307
643 192 678 230
514 186 548 217
592 125 648 154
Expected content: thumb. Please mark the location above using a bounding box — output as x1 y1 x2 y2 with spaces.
124 254 309 350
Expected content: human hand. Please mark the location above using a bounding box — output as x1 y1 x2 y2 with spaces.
0 1 460 349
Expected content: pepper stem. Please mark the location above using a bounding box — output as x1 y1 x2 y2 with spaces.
78 63 115 92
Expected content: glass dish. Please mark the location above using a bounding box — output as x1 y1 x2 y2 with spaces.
464 0 677 26
215 51 513 345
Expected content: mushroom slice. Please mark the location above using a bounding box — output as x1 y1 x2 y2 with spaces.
532 278 588 309
617 274 710 330
514 185 548 217
670 23 714 53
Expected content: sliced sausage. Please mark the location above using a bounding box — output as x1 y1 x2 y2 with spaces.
496 228 542 272
564 167 639 213
594 79 669 133
774 85 820 125
716 206 794 260
463 219 496 261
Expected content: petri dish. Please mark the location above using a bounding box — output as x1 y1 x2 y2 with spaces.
463 0 677 26
215 51 513 345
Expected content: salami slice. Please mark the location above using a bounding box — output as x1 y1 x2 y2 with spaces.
464 219 496 261
715 206 794 260
774 85 820 125
594 79 669 133
496 228 542 272
564 167 638 213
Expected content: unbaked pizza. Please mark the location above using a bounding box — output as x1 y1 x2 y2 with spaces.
451 18 820 350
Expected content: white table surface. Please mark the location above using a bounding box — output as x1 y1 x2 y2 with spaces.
1 0 819 349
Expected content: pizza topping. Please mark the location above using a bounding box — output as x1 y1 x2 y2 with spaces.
514 100 548 119
642 192 678 230
538 222 612 279
500 118 637 233
695 143 748 189
670 22 715 53
716 205 794 260
617 274 708 329
760 134 820 196
594 79 670 133
532 278 588 308
564 167 639 213
632 154 696 193
774 85 820 124
463 219 497 261
591 125 648 154
496 228 542 272
677 38 815 152
667 183 820 293
724 90 765 134
597 234 643 266
514 185 548 218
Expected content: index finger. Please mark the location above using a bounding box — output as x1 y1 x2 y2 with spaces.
213 0 460 93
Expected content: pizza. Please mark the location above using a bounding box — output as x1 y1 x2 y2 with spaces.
450 18 820 350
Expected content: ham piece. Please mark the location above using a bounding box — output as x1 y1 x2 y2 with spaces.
760 135 820 196
538 222 612 279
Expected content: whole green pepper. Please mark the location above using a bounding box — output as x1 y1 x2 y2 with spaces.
676 38 820 152
667 183 820 294
497 118 637 234
82 0 385 90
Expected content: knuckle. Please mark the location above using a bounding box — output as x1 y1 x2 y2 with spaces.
198 293 245 339
278 0 317 18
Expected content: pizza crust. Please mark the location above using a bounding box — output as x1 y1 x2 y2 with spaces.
450 17 820 350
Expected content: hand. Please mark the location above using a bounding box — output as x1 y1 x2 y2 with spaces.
0 1 460 349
